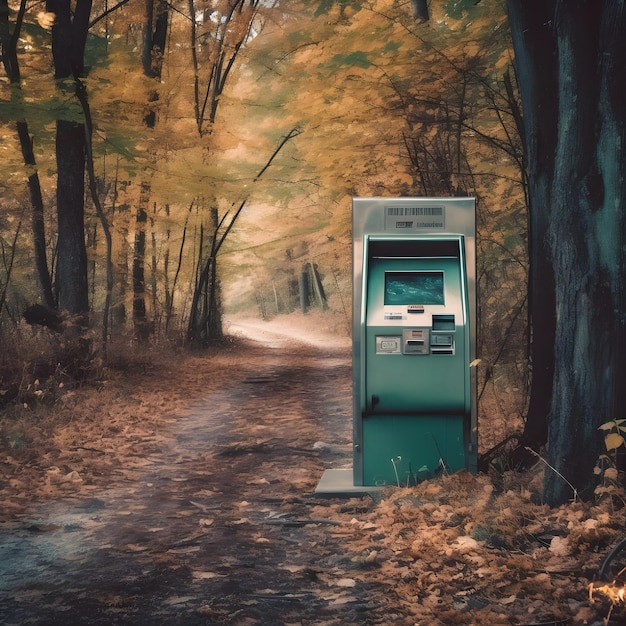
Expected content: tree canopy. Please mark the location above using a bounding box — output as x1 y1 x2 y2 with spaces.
1 0 522 343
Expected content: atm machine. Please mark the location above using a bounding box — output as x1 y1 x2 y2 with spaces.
316 197 476 493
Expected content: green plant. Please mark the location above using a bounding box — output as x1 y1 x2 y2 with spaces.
594 419 626 505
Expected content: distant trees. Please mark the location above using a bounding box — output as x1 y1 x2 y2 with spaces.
1 0 528 381
22 0 269 345
185 0 263 346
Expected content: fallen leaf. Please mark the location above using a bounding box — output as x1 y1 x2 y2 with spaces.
192 571 225 580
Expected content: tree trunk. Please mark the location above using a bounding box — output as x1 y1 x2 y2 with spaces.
142 0 169 126
299 266 309 314
508 0 626 505
187 207 223 347
109 159 127 329
411 0 429 22
16 122 56 308
48 0 91 78
114 225 129 329
0 223 21 325
0 0 19 81
507 0 558 455
150 210 159 333
75 77 114 349
56 119 89 317
133 188 150 343
131 0 169 340
47 0 92 321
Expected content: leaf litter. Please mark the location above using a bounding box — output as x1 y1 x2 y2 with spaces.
0 314 625 625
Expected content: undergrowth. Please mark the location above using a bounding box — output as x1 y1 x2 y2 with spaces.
0 324 185 454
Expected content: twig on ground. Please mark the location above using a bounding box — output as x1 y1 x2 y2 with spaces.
524 447 578 502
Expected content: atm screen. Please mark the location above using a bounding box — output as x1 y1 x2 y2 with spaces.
384 271 444 305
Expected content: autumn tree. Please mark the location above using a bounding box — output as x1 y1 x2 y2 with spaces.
0 0 55 308
188 0 262 138
185 0 263 346
507 0 626 505
46 0 92 318
131 0 170 343
265 1 529 435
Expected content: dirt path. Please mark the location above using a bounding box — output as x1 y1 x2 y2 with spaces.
2 318 625 625
1 322 383 625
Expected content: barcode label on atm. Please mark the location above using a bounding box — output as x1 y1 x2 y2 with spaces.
386 207 443 216
384 205 445 231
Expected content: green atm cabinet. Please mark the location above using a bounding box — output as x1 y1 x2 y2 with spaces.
353 198 477 488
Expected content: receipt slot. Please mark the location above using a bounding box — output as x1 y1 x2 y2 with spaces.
353 197 477 487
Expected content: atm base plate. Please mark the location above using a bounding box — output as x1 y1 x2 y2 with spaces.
314 469 384 498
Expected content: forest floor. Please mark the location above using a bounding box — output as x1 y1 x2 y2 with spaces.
1 313 625 626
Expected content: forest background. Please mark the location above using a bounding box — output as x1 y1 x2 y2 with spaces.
4 1 626 620
1 0 526 446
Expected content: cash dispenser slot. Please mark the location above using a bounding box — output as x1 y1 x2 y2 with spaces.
432 314 455 331
431 314 455 355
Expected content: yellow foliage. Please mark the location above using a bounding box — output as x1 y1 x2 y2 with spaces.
605 432 626 452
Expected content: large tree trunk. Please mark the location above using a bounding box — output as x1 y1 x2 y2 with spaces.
507 0 558 454
508 0 626 505
48 0 91 78
47 0 92 321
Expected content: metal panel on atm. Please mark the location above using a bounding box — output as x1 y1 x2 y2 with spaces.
360 236 470 485
364 238 469 415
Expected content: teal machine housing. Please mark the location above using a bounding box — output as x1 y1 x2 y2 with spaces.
353 197 477 487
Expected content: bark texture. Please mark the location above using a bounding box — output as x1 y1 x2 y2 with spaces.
47 0 93 318
508 0 626 504
56 120 89 316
